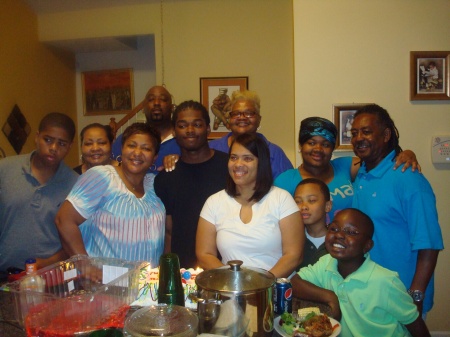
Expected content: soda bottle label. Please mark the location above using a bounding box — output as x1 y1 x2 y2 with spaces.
25 258 37 274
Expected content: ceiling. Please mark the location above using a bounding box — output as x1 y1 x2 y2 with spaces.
23 0 158 14
23 0 159 53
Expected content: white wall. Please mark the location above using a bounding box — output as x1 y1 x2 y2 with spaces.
293 0 450 331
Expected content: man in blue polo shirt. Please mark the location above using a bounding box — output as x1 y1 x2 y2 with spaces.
350 104 443 316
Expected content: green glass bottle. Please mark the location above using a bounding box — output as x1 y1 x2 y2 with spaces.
157 253 185 306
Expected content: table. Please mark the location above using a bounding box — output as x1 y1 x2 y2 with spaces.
0 288 25 337
0 289 331 337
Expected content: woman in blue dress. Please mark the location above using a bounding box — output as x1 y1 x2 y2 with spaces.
56 123 165 265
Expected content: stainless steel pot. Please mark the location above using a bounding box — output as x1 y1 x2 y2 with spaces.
195 260 275 337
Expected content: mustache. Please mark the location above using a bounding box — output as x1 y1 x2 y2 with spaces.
354 141 369 148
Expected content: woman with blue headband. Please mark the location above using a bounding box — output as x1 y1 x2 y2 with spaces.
274 116 419 223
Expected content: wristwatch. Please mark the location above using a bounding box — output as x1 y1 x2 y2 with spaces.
408 289 424 303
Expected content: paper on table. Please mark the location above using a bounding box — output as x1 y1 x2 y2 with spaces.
103 265 129 286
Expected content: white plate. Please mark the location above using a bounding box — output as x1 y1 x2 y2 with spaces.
274 315 341 337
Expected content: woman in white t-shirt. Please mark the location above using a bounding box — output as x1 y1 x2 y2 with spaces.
196 133 304 278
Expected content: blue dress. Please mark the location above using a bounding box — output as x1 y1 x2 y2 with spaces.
67 165 165 265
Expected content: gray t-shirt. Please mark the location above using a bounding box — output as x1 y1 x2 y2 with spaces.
0 152 78 270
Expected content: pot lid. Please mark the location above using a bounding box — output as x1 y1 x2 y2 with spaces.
195 260 275 293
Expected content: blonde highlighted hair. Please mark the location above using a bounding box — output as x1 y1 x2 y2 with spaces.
230 90 261 114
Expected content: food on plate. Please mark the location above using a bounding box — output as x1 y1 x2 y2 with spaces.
302 314 333 337
298 307 320 317
279 311 336 337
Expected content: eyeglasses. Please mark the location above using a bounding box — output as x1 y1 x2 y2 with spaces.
326 224 360 236
229 110 258 119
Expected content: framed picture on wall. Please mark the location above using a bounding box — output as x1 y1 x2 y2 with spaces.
410 51 450 101
82 68 135 116
333 103 371 150
200 76 248 139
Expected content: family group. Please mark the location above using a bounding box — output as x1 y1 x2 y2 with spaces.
0 85 443 336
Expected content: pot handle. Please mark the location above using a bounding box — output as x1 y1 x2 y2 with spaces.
188 292 223 305
227 260 243 271
188 292 204 303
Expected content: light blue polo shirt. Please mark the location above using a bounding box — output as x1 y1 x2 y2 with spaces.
352 150 444 313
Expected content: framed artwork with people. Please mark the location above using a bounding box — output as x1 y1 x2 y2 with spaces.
200 76 248 139
82 68 135 116
410 51 450 101
333 103 371 150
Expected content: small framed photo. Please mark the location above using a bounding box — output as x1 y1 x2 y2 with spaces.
82 68 134 116
200 76 248 139
333 103 371 150
410 51 450 101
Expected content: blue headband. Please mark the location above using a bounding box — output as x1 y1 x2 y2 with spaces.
300 117 337 146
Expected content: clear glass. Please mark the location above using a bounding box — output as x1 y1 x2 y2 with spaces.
123 304 198 337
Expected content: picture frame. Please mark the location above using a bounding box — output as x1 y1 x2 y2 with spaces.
2 104 31 154
410 51 450 101
200 76 249 139
333 103 371 150
82 68 134 116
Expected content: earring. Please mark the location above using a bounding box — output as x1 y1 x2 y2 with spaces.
116 155 122 164
149 164 157 171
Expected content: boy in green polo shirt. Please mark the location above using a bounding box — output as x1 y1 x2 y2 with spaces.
290 208 430 337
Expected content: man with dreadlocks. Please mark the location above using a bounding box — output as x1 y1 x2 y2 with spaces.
350 104 443 317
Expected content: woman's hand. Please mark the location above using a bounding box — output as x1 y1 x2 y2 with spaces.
162 154 179 172
394 149 421 172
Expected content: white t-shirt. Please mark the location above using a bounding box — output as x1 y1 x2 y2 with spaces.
306 231 326 249
200 186 299 272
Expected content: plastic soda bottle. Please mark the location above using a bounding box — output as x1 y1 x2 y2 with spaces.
20 258 45 292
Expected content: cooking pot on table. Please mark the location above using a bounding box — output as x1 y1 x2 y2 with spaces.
194 260 275 337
